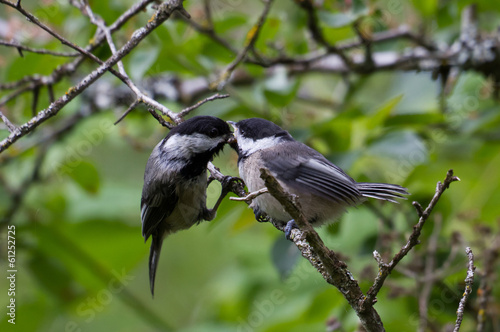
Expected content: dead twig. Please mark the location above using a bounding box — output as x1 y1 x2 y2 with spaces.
453 247 475 332
360 169 460 312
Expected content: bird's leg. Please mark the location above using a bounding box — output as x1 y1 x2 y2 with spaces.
203 176 243 221
284 219 298 240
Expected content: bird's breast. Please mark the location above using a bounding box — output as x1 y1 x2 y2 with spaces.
164 174 207 233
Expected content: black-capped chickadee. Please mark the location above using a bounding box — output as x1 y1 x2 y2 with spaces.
228 118 409 239
141 115 234 296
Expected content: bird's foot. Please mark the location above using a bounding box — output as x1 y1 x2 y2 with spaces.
285 219 298 240
253 208 270 223
221 175 244 195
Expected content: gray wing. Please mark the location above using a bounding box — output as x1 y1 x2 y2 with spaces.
141 180 178 241
263 142 361 205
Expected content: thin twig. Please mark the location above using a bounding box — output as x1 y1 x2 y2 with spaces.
147 108 173 129
75 0 179 123
0 143 47 225
178 93 230 118
0 106 97 165
361 169 460 312
0 0 112 66
0 39 80 57
208 162 247 198
47 84 55 103
353 20 375 70
229 187 268 202
114 100 140 125
31 85 40 117
453 247 475 332
203 0 213 28
0 84 33 108
337 25 437 52
417 214 442 332
0 0 185 153
295 0 352 68
212 0 274 90
0 75 38 90
177 15 238 54
0 0 153 95
0 109 17 132
476 234 500 332
75 0 128 76
7 0 177 123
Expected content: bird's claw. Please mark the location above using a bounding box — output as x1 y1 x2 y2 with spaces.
285 219 298 240
221 176 244 193
254 208 270 223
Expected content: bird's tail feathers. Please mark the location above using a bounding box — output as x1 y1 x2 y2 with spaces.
357 182 409 203
149 234 164 297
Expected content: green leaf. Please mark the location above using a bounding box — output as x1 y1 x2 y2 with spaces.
263 68 301 107
318 11 357 28
129 47 160 81
263 85 299 107
255 17 281 52
411 0 438 17
27 253 77 302
385 113 445 126
352 0 368 14
318 6 368 29
368 130 429 162
66 160 100 194
366 94 404 130
271 236 301 279
213 14 248 33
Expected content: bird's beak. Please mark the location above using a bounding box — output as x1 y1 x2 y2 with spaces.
227 121 237 131
226 121 238 148
227 121 238 141
226 134 236 145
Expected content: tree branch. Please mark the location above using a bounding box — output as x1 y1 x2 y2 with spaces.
246 168 461 330
0 0 155 96
0 0 185 153
178 93 229 118
361 169 461 312
0 108 17 132
74 0 179 122
208 163 247 198
417 214 442 332
114 100 140 125
229 187 268 202
294 0 352 67
476 233 500 332
453 247 475 332
259 168 385 332
212 0 274 90
0 39 80 57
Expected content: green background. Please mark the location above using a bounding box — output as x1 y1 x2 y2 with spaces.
1 0 499 331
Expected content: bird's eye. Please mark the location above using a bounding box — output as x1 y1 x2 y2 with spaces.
209 128 219 138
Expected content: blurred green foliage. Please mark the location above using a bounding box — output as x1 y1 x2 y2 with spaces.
1 0 499 331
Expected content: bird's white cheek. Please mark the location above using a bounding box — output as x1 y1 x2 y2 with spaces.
164 133 222 157
236 136 255 155
237 136 282 156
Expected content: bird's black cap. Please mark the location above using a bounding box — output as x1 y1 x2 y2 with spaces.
235 118 292 141
168 115 232 138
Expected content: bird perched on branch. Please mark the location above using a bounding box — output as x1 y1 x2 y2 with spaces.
141 116 234 296
228 118 409 239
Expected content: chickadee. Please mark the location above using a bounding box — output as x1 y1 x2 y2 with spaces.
141 115 234 296
228 118 409 239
